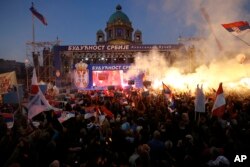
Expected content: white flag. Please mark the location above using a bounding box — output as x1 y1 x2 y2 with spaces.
195 85 205 113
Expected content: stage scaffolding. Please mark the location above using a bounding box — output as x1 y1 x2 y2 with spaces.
26 39 60 83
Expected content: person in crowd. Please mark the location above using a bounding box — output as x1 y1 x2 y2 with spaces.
0 87 250 167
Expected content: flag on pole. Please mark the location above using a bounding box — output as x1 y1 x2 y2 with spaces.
100 106 114 118
162 82 172 99
162 82 175 112
31 68 39 94
30 4 48 26
162 82 172 94
195 85 205 113
211 83 226 117
31 68 38 85
222 21 250 35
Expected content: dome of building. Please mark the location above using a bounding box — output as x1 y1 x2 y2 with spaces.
108 5 131 24
97 29 104 34
135 29 142 34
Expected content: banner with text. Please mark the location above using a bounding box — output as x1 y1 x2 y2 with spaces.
57 44 183 52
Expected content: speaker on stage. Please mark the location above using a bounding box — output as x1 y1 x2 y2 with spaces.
128 80 135 85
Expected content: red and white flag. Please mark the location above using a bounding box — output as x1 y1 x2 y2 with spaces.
31 68 39 94
211 83 226 117
31 68 38 85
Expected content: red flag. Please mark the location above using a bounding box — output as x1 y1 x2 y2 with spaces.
58 111 75 123
30 4 48 26
100 106 114 118
212 83 226 117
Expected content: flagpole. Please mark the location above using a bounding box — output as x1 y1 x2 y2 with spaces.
31 2 39 81
32 2 35 49
32 13 35 46
232 34 250 46
200 7 223 51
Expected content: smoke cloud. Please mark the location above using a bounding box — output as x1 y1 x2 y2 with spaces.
126 0 250 95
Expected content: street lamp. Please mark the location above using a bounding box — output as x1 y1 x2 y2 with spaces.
24 58 30 91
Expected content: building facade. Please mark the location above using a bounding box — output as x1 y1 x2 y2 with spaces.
42 5 187 89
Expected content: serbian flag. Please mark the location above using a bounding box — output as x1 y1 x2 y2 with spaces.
222 21 250 35
162 82 172 99
30 3 48 26
1 113 14 129
162 82 175 111
195 85 205 113
211 83 226 117
162 82 171 94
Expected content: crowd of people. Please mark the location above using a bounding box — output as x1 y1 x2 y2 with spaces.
0 86 250 167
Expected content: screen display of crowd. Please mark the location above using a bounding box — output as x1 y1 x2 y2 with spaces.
92 70 125 87
73 63 144 89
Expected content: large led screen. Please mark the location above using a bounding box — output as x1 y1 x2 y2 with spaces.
92 70 127 87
